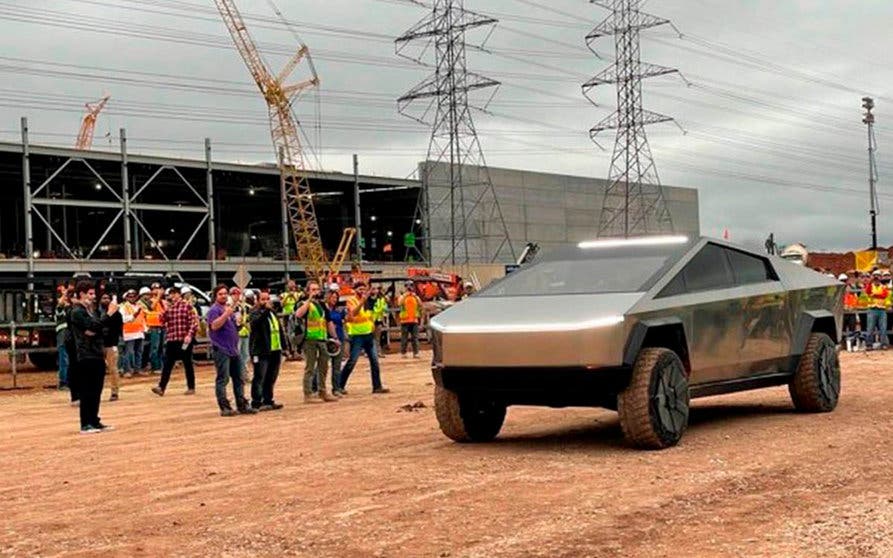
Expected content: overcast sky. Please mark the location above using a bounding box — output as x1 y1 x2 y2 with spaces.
0 0 891 252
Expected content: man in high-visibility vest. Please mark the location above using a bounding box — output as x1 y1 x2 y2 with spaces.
294 280 339 403
338 282 390 395
865 271 890 349
141 283 166 374
370 284 389 358
397 281 423 359
121 289 147 378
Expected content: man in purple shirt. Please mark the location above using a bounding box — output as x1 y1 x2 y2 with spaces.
207 285 257 417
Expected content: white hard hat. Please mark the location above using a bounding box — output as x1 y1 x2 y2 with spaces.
139 286 151 295
837 273 847 281
328 283 340 292
179 286 192 295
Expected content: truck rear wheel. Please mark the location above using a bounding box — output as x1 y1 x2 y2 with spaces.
434 385 506 443
618 347 689 449
789 332 840 412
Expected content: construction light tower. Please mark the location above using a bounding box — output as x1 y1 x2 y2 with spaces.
583 0 678 238
863 97 879 250
74 95 110 150
396 0 515 265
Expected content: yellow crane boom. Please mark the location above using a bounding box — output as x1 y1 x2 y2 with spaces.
214 0 327 281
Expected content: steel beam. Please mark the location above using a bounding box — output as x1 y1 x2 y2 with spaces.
205 138 217 286
21 117 34 291
121 128 132 269
353 154 363 262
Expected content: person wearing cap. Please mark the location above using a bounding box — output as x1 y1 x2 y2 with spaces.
152 286 199 396
141 283 166 374
864 271 890 350
339 281 390 395
294 280 339 403
397 281 423 359
120 289 147 378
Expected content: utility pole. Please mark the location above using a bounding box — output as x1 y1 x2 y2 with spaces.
583 0 680 238
353 154 363 263
396 0 515 265
863 97 879 251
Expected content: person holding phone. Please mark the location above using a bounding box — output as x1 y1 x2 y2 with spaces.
151 286 199 397
248 290 286 411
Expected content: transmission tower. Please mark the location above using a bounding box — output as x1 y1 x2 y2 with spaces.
583 0 678 238
396 0 515 265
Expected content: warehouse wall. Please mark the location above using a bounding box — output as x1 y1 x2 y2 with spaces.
423 162 700 263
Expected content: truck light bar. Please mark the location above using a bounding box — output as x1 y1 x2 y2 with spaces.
577 236 689 250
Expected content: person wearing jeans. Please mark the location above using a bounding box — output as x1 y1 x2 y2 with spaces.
152 287 198 397
325 286 347 395
338 282 389 394
865 272 890 349
249 291 285 411
140 285 165 373
207 285 256 416
120 289 146 377
98 293 123 402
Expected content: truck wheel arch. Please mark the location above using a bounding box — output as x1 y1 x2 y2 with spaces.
792 310 839 355
623 319 691 375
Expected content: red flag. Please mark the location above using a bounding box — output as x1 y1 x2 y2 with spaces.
722 228 730 240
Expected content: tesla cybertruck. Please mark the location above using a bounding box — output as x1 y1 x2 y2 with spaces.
429 236 843 449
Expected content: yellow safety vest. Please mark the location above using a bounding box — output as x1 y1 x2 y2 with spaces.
306 302 327 341
346 297 374 337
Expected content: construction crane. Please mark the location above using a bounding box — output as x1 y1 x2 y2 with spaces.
214 0 329 281
74 94 110 150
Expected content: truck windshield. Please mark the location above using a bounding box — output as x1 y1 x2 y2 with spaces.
479 255 672 296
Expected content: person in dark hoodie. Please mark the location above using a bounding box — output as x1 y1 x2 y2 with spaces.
69 280 118 434
99 292 124 402
248 290 286 411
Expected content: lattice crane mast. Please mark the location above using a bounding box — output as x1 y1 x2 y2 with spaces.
214 0 328 280
74 94 110 150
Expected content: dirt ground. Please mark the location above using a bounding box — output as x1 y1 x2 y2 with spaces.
1 350 892 557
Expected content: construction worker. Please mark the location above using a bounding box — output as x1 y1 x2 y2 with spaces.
98 292 123 402
294 280 339 403
339 282 390 395
398 281 423 359
120 289 146 378
207 285 257 416
325 284 347 396
141 283 166 374
233 287 253 380
281 279 304 359
460 281 476 300
249 290 286 411
370 284 389 358
865 271 889 349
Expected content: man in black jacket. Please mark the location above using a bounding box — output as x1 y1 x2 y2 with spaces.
248 291 286 411
69 280 118 434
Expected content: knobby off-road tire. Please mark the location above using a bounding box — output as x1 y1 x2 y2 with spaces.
618 348 690 450
789 332 840 412
434 385 506 443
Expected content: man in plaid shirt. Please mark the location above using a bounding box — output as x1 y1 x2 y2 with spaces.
152 286 199 396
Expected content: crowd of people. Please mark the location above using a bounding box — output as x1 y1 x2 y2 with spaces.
55 275 434 433
831 268 892 351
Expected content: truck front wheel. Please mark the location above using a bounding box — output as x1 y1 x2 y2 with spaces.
618 347 690 449
434 385 506 443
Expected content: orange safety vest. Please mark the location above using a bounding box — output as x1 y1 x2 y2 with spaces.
143 299 164 328
399 293 421 324
843 291 858 310
122 302 147 336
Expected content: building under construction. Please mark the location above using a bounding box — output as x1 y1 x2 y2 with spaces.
0 129 699 288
